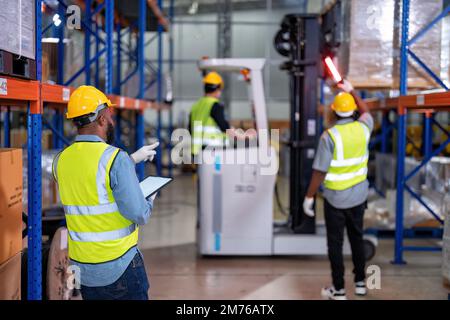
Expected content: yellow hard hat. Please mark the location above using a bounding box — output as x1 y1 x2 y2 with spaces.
331 92 357 115
67 85 115 119
203 71 224 89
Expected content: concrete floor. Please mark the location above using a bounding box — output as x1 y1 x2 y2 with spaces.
138 174 449 300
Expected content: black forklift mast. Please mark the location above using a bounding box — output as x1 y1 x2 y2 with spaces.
274 14 321 234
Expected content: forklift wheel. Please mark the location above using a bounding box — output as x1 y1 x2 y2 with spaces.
364 239 376 261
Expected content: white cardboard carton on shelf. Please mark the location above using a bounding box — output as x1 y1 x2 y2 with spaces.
0 0 35 60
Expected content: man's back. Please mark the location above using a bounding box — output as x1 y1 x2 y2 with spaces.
57 141 118 205
313 114 373 209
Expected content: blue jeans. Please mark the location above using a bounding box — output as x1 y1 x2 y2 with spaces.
80 253 150 300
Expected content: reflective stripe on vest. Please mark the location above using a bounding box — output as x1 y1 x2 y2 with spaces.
324 121 370 190
69 224 137 242
325 167 368 182
64 202 119 215
55 141 139 264
97 146 118 204
190 97 228 155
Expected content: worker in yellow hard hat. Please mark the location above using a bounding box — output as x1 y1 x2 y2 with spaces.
189 71 253 158
189 71 229 157
303 79 373 300
52 85 158 300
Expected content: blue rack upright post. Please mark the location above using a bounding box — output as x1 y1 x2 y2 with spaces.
114 21 122 147
84 0 92 85
55 2 65 149
28 0 43 300
104 0 114 94
3 107 11 147
135 0 147 181
168 0 175 177
394 0 450 264
155 0 164 177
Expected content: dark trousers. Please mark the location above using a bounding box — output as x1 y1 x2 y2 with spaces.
324 199 366 290
81 253 149 300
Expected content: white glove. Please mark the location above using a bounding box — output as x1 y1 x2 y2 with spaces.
130 142 159 164
303 197 315 217
337 79 354 93
150 192 157 202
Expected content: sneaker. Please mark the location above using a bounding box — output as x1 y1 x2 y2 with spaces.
355 281 367 296
321 286 347 300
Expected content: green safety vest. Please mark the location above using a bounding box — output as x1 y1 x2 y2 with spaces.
190 96 229 155
53 142 139 264
323 121 370 191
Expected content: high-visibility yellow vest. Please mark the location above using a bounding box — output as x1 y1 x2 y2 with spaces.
324 121 370 191
190 96 229 155
54 141 139 264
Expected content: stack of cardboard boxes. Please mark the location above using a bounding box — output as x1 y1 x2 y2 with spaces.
0 148 23 300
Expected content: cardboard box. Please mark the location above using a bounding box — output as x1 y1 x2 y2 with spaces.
11 129 52 150
0 148 23 265
0 252 21 300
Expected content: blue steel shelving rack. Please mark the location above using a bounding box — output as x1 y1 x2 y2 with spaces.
393 0 450 264
0 0 173 299
319 0 449 264
29 0 43 301
40 0 172 180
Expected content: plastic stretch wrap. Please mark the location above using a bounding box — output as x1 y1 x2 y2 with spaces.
396 0 443 88
0 0 35 59
365 189 445 229
443 189 450 282
425 157 450 193
374 152 422 195
440 15 450 85
336 0 442 88
22 151 60 212
367 153 449 229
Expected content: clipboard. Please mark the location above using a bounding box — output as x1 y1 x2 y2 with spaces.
139 175 173 198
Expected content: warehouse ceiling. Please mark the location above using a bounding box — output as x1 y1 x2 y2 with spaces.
44 0 331 17
165 0 327 15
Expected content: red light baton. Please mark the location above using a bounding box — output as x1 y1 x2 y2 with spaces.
324 56 343 84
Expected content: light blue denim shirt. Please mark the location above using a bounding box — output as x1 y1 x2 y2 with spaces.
56 135 153 287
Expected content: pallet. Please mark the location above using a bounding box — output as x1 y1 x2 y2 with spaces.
365 227 443 239
0 49 36 80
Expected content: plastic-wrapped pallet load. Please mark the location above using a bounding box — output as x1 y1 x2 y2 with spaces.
394 0 443 88
22 150 60 212
442 15 450 85
0 0 35 60
368 153 447 229
374 152 423 195
426 157 450 193
442 181 450 287
336 0 442 88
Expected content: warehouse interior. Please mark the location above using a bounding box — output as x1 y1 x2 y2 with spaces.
0 0 450 301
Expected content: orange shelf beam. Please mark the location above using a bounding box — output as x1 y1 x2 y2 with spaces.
39 83 155 111
399 91 450 110
364 92 450 115
0 76 40 113
108 95 154 111
365 97 398 111
41 83 73 105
